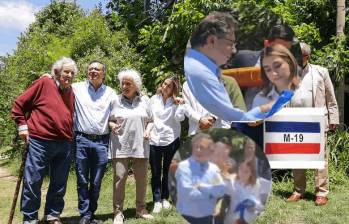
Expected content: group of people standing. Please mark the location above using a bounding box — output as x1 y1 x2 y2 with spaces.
11 9 338 224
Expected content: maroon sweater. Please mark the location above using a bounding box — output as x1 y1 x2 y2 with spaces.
12 77 75 141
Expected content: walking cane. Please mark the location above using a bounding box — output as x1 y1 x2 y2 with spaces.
7 143 28 224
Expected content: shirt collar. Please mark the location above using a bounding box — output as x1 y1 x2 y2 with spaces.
189 156 209 170
267 86 280 99
87 80 106 92
158 94 174 105
187 48 220 78
302 63 310 79
121 93 141 105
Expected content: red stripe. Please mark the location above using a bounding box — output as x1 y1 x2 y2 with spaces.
265 143 320 154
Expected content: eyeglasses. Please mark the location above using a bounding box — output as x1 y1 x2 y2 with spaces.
222 38 237 49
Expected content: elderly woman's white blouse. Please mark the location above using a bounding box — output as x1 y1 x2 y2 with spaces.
108 94 152 159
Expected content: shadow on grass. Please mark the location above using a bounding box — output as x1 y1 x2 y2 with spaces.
59 202 154 223
273 189 316 201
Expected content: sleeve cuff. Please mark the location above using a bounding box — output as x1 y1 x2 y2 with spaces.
18 125 28 132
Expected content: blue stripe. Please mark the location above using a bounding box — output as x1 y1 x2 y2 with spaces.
265 121 320 133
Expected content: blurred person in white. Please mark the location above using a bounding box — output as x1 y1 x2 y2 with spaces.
224 159 263 224
108 69 154 224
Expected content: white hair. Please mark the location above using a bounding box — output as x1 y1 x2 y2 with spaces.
300 42 311 56
51 57 77 78
117 69 142 92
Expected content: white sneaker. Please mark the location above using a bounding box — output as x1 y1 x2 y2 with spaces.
152 202 163 213
113 212 124 224
136 209 154 220
162 199 172 209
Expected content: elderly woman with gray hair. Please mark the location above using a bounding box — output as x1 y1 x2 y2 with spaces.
109 69 154 224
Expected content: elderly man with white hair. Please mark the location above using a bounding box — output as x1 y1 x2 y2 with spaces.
286 42 339 206
12 57 77 224
108 69 154 224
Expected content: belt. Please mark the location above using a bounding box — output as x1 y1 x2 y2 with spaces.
76 132 109 141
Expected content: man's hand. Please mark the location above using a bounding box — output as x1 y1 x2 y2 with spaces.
248 120 263 127
19 130 29 144
199 116 215 130
41 73 53 78
260 101 275 113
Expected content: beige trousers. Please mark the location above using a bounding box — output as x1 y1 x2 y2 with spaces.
292 133 329 197
112 157 148 214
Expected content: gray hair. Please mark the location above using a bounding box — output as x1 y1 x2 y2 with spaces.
117 69 142 92
191 133 213 146
190 11 237 48
51 57 77 78
88 60 106 76
300 42 311 56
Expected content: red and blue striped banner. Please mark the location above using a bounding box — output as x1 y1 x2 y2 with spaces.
264 121 320 155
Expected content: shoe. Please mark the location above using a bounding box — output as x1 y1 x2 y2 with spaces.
136 209 154 220
315 196 328 206
79 217 90 224
286 193 303 202
47 218 63 224
152 202 162 213
162 199 172 210
113 212 124 224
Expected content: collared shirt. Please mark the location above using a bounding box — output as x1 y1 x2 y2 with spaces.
184 49 261 122
73 81 117 135
182 81 231 136
252 86 280 108
108 94 152 158
289 64 313 107
149 94 185 146
175 156 227 218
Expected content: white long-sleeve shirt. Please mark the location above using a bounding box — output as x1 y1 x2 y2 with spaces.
149 94 186 146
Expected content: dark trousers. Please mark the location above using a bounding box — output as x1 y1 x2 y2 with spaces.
235 123 264 148
75 133 109 219
149 138 180 202
21 137 72 221
182 215 213 224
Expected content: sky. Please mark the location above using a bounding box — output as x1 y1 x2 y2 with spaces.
0 0 108 56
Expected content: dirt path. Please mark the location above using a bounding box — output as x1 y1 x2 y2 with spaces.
0 165 17 182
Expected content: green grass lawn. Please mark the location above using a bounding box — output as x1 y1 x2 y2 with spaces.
1 159 349 224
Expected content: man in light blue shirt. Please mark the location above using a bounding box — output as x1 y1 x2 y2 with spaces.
73 61 117 224
176 133 226 224
184 12 268 123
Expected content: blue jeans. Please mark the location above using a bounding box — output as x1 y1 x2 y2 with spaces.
21 137 72 221
149 138 180 202
75 133 109 219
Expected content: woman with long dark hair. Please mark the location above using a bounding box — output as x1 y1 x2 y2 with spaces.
146 76 185 214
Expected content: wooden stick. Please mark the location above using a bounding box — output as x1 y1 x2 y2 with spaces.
8 144 28 224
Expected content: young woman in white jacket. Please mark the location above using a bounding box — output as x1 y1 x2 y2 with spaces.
145 76 186 214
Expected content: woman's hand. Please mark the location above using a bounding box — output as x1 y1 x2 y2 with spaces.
109 121 121 134
175 97 185 104
144 131 151 140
